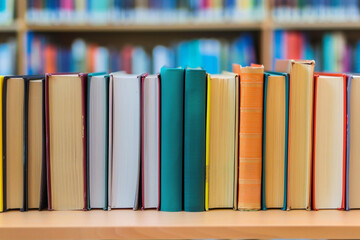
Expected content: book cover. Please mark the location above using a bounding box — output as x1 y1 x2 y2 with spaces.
0 76 3 212
45 73 88 211
26 76 47 210
205 73 238 210
87 72 108 210
184 68 206 212
312 73 346 210
233 64 264 211
140 74 160 210
3 75 45 212
275 59 315 210
108 72 142 210
261 72 289 211
160 67 185 212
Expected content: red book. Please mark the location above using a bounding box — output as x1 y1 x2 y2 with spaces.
121 45 133 74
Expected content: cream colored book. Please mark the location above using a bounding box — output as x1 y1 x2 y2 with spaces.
346 75 360 210
262 72 288 210
275 59 315 210
46 73 87 211
313 73 346 210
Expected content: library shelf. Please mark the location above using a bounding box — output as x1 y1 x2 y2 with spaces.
0 209 360 239
273 21 360 30
0 23 18 32
26 23 263 32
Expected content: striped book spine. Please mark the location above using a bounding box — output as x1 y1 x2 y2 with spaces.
235 64 264 210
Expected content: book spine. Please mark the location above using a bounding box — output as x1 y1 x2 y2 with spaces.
238 72 264 210
205 74 210 211
160 67 184 212
183 69 206 212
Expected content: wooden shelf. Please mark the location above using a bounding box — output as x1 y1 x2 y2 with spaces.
0 23 18 32
273 21 360 30
26 23 263 32
1 210 360 239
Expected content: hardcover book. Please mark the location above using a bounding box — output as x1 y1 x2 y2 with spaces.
233 63 264 211
347 74 360 210
87 72 108 210
312 73 346 210
262 72 289 210
45 73 88 211
206 72 239 210
3 75 46 211
184 68 206 212
275 59 315 210
108 72 142 210
160 67 185 212
141 74 160 210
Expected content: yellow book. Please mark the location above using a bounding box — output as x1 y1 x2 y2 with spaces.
0 76 3 212
205 73 239 210
205 74 210 211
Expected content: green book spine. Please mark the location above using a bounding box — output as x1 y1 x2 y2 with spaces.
184 69 206 212
160 67 185 212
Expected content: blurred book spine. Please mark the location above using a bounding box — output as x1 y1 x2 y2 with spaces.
272 0 360 23
0 38 16 75
0 0 14 25
25 33 257 75
273 30 359 73
26 0 265 25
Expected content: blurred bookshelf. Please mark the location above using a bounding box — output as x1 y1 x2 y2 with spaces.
1 0 360 74
1 1 360 240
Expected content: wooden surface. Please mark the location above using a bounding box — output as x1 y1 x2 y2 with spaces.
26 23 263 32
0 210 360 239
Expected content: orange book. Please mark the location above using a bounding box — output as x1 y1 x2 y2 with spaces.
87 45 97 72
44 45 57 73
233 63 264 210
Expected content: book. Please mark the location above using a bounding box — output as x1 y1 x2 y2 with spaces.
160 67 184 212
26 34 257 75
275 59 315 210
272 0 358 23
3 76 26 211
273 30 354 73
0 76 3 212
312 73 346 210
27 76 47 210
262 72 289 210
184 68 206 212
3 75 45 211
87 73 108 210
233 63 264 211
141 74 160 210
0 0 14 25
25 0 264 25
45 73 88 211
205 72 239 210
108 72 141 210
0 39 16 75
345 74 360 210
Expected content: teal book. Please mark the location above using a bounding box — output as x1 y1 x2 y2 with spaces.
183 68 206 212
160 67 185 212
262 72 289 211
87 72 108 210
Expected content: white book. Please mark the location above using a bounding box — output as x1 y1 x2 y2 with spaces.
141 75 160 209
109 72 141 209
88 74 108 209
